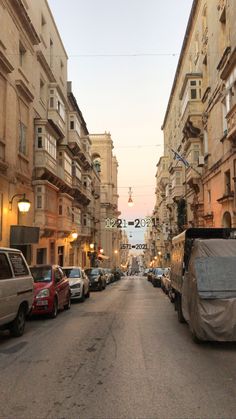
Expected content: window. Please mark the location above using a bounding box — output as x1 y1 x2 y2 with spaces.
58 204 63 215
0 142 5 161
207 190 211 203
222 99 227 135
8 253 28 276
36 195 42 209
41 14 46 31
70 119 74 130
193 145 200 163
64 153 72 174
50 38 53 68
50 97 54 108
19 122 27 155
40 79 46 103
191 89 197 99
0 253 12 280
37 136 43 148
203 130 208 155
176 172 181 186
225 170 231 195
19 42 26 67
55 268 62 283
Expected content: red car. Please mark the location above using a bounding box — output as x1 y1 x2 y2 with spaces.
30 265 71 318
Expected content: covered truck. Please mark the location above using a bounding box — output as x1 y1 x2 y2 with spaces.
170 228 236 341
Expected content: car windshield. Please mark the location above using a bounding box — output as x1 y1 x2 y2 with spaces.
155 268 164 275
63 268 81 278
85 268 99 276
31 267 52 283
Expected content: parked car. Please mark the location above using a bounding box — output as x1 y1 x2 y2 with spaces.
112 268 122 281
152 268 165 287
85 267 107 291
0 247 34 337
161 268 171 293
104 268 114 284
30 265 71 318
147 269 154 282
62 266 90 301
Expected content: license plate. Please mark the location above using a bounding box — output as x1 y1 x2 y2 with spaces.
36 300 48 306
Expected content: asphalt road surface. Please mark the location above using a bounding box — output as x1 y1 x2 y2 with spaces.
0 276 236 419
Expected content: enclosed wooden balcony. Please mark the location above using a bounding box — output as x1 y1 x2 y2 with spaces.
226 103 236 141
34 149 57 178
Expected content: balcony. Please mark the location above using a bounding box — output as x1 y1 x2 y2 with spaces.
57 215 73 233
171 185 184 200
80 226 91 237
34 149 57 177
48 109 66 139
57 166 72 188
68 130 82 154
34 211 57 233
181 100 203 128
226 103 236 141
186 165 202 189
72 177 91 205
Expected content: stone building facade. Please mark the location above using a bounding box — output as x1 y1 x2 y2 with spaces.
90 133 121 268
0 0 111 267
154 0 236 253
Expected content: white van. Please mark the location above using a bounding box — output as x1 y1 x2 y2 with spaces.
0 248 34 337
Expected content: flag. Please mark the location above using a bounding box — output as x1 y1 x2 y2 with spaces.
171 148 190 168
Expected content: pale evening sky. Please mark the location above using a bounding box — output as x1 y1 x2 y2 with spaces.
48 0 193 244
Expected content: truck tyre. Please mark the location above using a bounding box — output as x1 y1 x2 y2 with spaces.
177 294 185 323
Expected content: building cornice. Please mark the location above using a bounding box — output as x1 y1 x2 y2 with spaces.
8 0 40 45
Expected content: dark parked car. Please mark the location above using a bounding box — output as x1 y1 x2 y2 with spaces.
147 268 154 282
152 268 165 287
104 268 114 284
85 268 107 291
30 265 71 318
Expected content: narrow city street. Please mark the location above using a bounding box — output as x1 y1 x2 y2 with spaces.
0 276 235 419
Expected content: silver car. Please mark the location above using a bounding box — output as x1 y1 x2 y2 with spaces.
62 266 90 302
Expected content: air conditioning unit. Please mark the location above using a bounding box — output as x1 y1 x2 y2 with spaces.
198 156 205 167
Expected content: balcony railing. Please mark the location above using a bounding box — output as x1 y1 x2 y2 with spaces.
171 185 184 200
68 130 82 153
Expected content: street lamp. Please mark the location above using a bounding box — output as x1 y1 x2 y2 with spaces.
71 231 78 241
9 193 31 213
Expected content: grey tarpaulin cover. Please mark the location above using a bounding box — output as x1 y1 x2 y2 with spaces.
182 239 236 341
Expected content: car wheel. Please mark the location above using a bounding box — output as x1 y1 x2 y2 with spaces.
50 297 58 318
10 305 26 337
86 289 90 298
99 281 103 291
64 295 71 310
80 287 85 302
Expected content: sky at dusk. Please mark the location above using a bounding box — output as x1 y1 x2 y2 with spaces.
48 0 193 245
